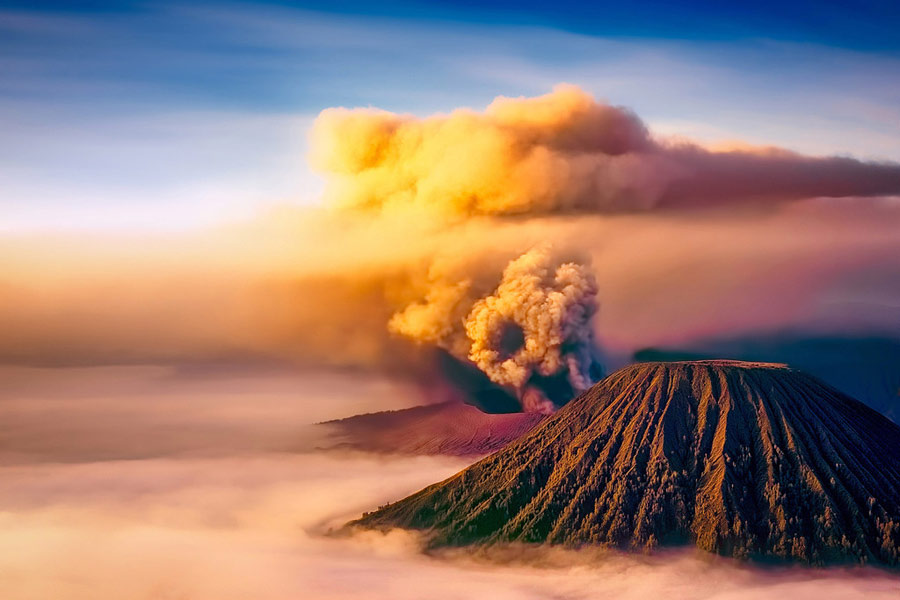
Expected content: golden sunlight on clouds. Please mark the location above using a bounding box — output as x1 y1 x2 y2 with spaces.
310 84 900 218
0 86 898 408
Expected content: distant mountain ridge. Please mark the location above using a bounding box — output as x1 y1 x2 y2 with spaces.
352 361 900 565
318 401 545 456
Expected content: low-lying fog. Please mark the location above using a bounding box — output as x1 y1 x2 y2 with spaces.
2 366 899 599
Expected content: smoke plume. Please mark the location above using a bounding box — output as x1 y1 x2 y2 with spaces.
311 84 900 218
2 86 899 417
391 246 601 413
308 84 900 410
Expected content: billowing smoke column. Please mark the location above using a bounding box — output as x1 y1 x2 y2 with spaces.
391 246 602 413
307 83 900 412
467 247 600 413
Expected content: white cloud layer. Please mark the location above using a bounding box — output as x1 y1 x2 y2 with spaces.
2 368 899 600
3 452 900 600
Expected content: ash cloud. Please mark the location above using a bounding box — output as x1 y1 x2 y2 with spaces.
311 84 900 218
391 245 601 413
466 246 599 394
1 86 899 416
308 84 899 409
311 84 669 216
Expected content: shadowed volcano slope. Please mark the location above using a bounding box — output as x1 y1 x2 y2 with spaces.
318 401 545 456
353 361 900 565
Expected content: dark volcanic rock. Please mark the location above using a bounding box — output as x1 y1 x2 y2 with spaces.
352 361 900 565
319 401 545 456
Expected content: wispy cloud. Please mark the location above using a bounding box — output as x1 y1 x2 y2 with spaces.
2 3 900 230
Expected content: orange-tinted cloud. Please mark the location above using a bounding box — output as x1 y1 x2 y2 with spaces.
1 86 898 413
311 84 900 218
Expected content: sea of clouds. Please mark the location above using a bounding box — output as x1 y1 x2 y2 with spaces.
2 366 899 600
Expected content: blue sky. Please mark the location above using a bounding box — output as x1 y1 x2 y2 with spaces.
2 1 899 230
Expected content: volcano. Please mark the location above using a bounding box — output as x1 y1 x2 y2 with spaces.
352 361 900 565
